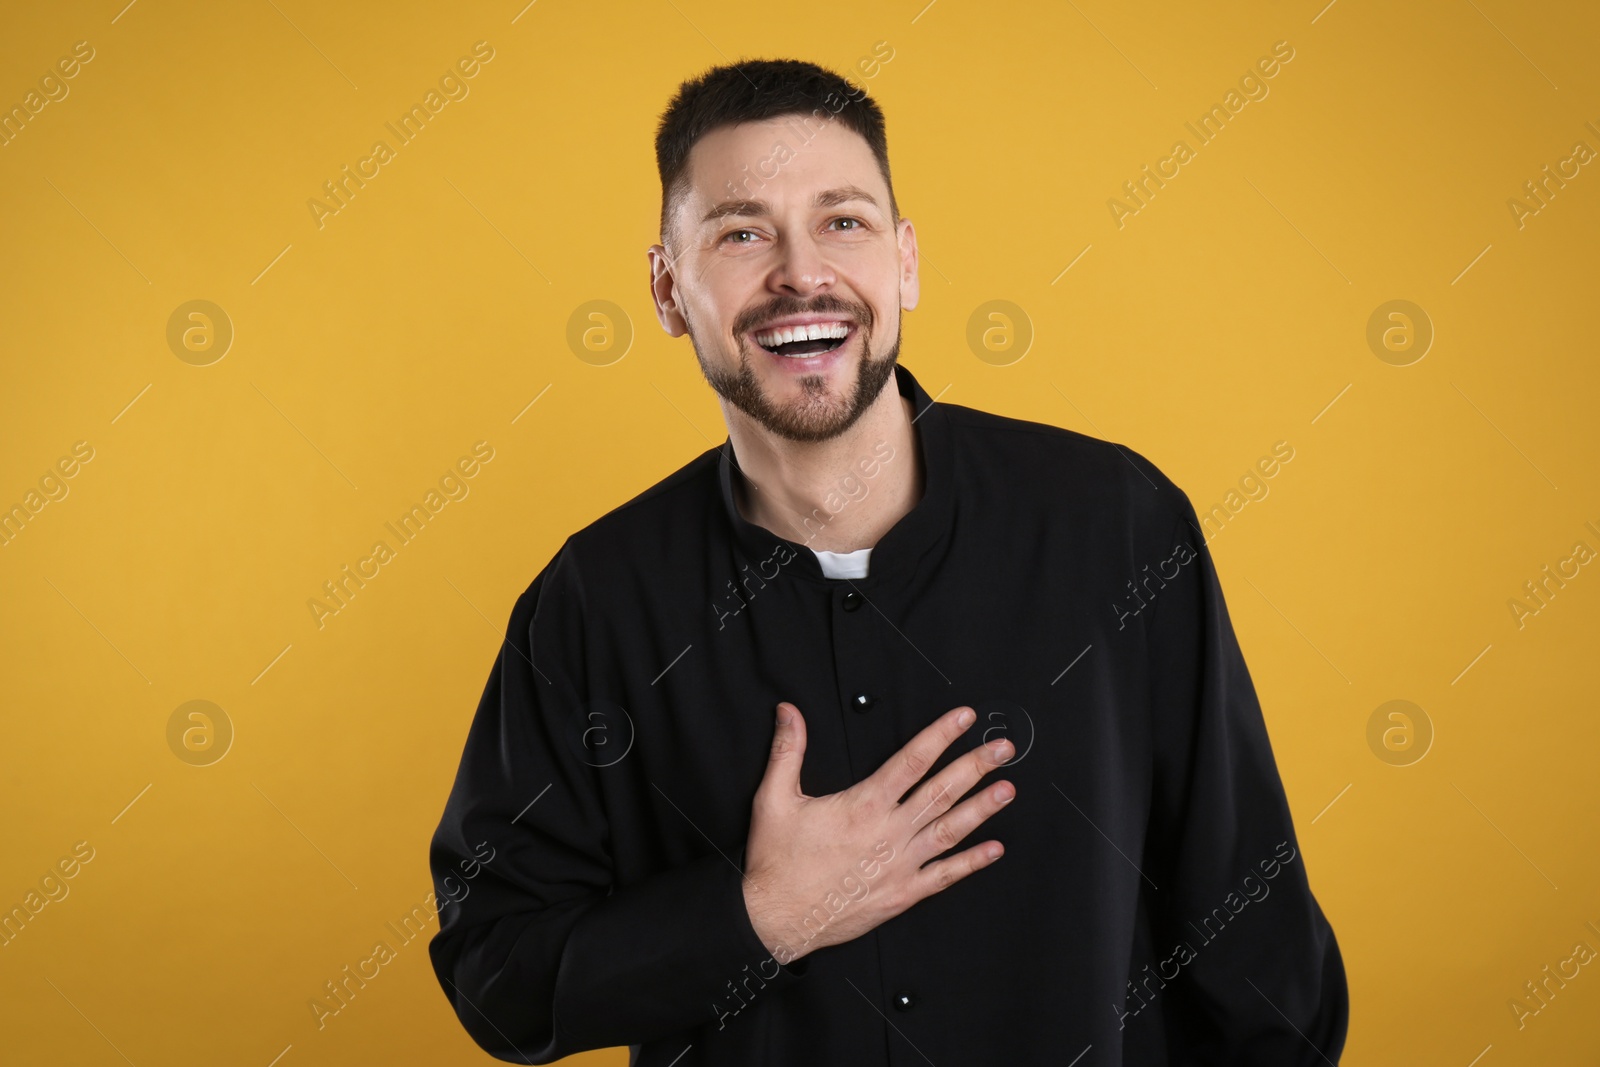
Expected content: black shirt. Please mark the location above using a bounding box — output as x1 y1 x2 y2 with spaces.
427 362 1349 1065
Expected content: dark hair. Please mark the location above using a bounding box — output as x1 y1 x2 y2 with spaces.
654 58 899 251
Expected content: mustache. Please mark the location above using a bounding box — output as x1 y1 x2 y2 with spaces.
736 297 873 336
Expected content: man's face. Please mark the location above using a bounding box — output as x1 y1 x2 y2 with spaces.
648 115 919 444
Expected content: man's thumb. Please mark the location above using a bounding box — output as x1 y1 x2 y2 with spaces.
762 701 806 797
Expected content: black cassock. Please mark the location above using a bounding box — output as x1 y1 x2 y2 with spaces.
428 362 1349 1065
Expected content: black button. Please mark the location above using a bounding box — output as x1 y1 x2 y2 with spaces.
842 591 863 612
852 693 875 712
892 990 916 1011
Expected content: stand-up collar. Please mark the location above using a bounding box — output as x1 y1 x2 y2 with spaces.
718 363 954 586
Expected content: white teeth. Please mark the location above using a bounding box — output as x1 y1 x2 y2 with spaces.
754 321 851 348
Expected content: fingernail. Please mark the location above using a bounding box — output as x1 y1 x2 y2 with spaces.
957 708 975 728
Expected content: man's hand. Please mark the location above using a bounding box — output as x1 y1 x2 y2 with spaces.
741 701 1014 964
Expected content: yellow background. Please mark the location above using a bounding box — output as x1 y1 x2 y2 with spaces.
2 0 1597 1063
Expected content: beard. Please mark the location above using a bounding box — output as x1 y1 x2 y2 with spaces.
687 296 902 445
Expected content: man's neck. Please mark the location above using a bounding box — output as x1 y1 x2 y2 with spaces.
724 379 923 555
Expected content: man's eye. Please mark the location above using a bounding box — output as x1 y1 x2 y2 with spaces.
723 229 758 244
831 217 864 231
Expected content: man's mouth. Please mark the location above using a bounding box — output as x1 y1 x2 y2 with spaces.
752 321 853 358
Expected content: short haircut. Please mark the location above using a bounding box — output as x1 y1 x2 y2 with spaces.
653 58 899 252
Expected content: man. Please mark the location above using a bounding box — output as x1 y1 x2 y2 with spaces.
428 58 1348 1066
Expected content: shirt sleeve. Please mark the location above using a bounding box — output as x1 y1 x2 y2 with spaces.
426 542 809 1064
1141 494 1349 1064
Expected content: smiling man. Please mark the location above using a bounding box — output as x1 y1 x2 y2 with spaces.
428 58 1348 1066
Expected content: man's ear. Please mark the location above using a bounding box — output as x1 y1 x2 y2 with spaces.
897 218 920 312
647 244 689 337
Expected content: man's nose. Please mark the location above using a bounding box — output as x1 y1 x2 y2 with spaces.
769 232 836 296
